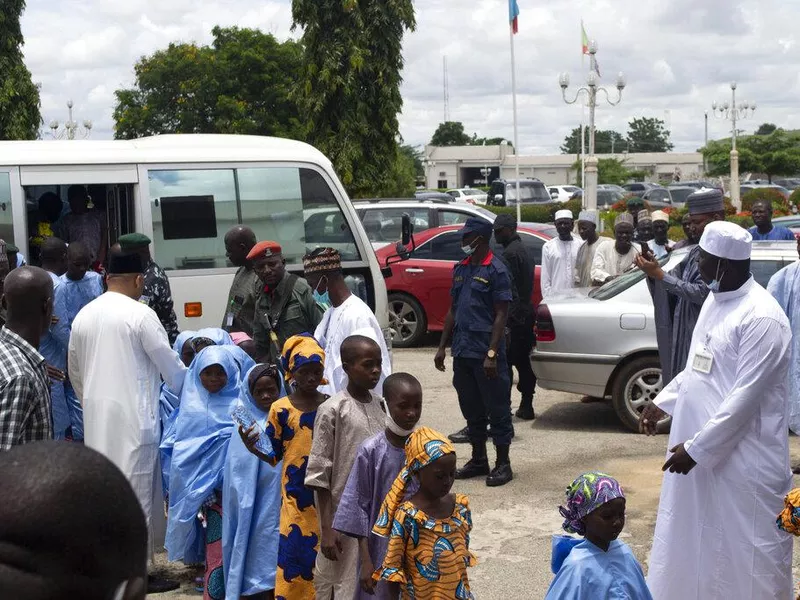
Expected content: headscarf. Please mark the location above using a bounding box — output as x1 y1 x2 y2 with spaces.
372 427 455 537
281 333 327 384
777 488 800 535
230 331 253 346
222 363 286 596
195 327 234 346
559 471 625 535
165 346 244 562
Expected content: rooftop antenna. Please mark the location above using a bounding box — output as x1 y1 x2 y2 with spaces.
443 56 450 122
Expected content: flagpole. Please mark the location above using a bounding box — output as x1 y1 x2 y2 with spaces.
509 23 521 223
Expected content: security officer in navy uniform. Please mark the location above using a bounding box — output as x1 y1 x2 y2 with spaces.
434 217 514 486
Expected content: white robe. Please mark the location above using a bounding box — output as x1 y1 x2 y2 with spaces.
647 238 674 259
648 277 793 600
590 239 638 283
314 294 391 396
541 237 580 298
68 292 187 549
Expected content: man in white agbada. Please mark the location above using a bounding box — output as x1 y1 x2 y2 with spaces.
68 249 186 592
541 209 580 298
768 236 800 438
303 247 391 395
647 210 674 259
573 209 606 287
591 213 639 285
640 221 793 600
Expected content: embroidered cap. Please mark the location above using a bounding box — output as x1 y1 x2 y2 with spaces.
303 247 341 274
578 210 598 225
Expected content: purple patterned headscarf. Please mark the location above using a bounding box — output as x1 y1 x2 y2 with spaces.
559 471 625 535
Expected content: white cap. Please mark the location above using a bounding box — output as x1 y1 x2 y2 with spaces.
555 209 574 221
699 221 752 260
578 209 598 225
651 210 669 223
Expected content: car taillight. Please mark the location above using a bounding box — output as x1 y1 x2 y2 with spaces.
535 303 556 342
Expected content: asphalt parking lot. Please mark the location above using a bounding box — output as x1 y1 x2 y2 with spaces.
157 345 800 598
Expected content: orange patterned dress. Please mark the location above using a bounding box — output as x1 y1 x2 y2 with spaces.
376 493 476 599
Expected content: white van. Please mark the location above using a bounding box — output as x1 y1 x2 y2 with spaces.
0 134 392 337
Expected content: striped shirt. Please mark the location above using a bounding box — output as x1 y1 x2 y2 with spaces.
0 327 52 450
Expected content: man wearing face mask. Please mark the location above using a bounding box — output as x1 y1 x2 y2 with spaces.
68 248 187 594
249 240 323 363
434 217 514 487
635 188 724 387
540 209 580 299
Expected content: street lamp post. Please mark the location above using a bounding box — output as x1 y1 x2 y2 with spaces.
423 158 436 189
711 82 755 211
49 99 93 140
559 42 625 211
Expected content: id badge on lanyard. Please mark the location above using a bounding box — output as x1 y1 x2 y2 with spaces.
692 336 713 374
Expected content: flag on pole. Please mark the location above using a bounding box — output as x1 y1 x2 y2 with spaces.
509 0 519 34
581 21 589 54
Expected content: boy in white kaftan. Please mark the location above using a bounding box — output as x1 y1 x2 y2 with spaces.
647 224 793 600
540 211 581 298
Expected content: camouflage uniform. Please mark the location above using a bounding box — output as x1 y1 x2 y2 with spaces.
141 260 179 345
222 266 259 336
252 272 324 363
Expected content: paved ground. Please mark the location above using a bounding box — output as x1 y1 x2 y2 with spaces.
154 345 800 598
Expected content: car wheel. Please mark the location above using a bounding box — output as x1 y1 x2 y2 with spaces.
611 356 671 433
388 293 427 348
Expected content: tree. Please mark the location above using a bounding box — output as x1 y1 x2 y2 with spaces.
571 157 631 186
430 121 471 146
702 129 800 183
560 127 626 154
0 1 41 140
293 0 415 198
755 123 777 136
471 135 513 151
113 27 304 139
626 117 673 152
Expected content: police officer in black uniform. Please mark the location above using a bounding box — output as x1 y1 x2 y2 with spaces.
493 214 537 420
434 217 514 487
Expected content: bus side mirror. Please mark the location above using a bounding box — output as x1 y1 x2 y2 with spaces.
384 213 416 268
401 213 413 246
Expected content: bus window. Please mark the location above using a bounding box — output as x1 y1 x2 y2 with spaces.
0 173 12 245
149 166 360 270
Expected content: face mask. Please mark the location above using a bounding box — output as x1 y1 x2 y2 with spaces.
461 238 480 256
709 261 726 293
313 277 331 311
385 409 416 437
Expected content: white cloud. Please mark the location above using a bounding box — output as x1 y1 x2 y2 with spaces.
21 0 795 153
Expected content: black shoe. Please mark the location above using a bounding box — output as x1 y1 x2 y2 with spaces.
147 575 180 594
455 458 490 479
486 462 513 487
447 426 471 444
515 405 535 420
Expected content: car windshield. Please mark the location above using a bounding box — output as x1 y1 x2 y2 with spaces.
670 188 695 204
473 206 497 220
589 254 673 300
597 190 622 205
506 182 549 202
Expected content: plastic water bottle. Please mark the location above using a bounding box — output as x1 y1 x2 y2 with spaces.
231 404 274 458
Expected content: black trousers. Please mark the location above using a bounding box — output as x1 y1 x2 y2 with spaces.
453 357 513 446
507 322 536 401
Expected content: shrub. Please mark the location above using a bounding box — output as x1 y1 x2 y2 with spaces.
740 188 790 215
485 198 582 223
668 225 685 241
727 214 755 229
790 188 800 208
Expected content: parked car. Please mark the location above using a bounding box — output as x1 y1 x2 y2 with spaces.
377 224 553 347
415 191 458 202
665 186 697 208
773 215 800 233
598 184 627 194
641 187 672 209
548 185 581 203
447 188 489 205
773 178 800 191
532 241 797 432
740 184 791 201
671 180 721 190
488 178 551 206
570 189 624 208
622 182 661 197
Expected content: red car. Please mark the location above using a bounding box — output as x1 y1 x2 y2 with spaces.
376 224 554 347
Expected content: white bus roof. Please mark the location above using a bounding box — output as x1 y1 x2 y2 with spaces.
0 134 332 167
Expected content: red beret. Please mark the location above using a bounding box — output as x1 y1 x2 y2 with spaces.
247 241 282 261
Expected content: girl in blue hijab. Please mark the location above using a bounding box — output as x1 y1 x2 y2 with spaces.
223 364 284 599
166 346 244 600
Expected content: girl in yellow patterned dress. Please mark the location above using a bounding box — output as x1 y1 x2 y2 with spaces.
372 427 476 600
241 334 329 599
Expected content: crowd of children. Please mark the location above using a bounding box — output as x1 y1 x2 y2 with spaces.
159 326 476 600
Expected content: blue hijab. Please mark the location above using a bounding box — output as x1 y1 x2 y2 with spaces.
159 330 196 498
218 345 256 386
195 327 234 346
223 364 284 597
165 346 243 562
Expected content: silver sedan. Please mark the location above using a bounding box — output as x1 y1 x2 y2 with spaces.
532 242 797 431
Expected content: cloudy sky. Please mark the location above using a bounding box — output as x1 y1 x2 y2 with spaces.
21 0 796 155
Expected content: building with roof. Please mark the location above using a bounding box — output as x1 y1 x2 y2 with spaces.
422 144 704 189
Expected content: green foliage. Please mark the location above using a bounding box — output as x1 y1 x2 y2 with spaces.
400 144 423 178
471 135 513 151
755 123 777 136
740 188 790 214
726 214 755 229
363 145 416 198
626 117 673 152
790 188 800 206
0 0 41 139
430 121 471 146
668 225 685 241
292 0 415 198
485 199 582 223
702 129 800 183
560 127 625 154
571 157 631 186
113 27 304 139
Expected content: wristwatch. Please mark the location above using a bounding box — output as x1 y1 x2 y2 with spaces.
487 349 497 360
